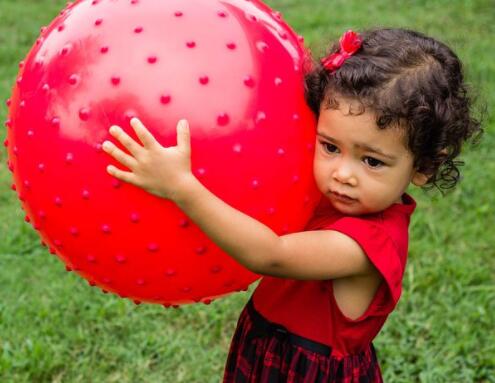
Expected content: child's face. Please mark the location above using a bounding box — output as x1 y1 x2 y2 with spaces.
313 99 427 215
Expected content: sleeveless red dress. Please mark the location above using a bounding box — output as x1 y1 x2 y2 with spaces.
223 194 416 383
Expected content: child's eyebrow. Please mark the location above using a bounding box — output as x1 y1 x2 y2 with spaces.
356 143 397 161
317 132 398 161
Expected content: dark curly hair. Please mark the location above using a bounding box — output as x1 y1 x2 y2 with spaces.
305 28 483 191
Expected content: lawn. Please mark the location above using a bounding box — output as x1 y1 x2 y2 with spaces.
0 0 494 382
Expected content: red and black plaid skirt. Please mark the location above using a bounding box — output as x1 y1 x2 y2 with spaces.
223 299 383 383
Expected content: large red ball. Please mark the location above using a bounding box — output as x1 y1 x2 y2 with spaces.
6 0 320 305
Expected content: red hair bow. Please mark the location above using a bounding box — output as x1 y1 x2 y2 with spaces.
321 30 362 72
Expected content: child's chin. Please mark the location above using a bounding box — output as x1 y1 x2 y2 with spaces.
330 201 364 216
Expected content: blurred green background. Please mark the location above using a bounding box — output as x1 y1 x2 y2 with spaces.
0 0 493 382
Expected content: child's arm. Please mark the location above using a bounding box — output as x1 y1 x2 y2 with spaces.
102 118 376 280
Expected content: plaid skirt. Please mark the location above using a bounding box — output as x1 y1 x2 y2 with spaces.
223 300 383 383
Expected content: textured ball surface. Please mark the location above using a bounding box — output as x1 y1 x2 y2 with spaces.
5 0 320 305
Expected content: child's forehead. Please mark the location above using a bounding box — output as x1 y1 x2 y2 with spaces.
318 102 376 131
318 106 409 152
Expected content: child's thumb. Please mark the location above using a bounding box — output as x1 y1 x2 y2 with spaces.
177 119 191 151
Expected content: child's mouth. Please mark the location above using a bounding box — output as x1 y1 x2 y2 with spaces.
330 191 356 203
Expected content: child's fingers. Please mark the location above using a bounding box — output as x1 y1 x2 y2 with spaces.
109 125 142 157
106 165 137 185
102 141 137 170
130 118 158 149
177 119 191 153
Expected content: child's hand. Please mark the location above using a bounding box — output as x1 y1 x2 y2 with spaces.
102 118 194 201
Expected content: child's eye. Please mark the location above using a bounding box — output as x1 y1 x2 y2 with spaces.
363 157 384 168
321 142 339 154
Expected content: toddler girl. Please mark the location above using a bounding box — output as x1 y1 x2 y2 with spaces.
102 28 482 382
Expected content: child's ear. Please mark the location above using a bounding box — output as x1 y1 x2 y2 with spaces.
411 148 449 186
411 171 429 186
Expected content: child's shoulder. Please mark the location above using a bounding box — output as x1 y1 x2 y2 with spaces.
307 193 416 232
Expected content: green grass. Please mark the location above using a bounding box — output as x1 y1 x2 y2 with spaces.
1 0 494 382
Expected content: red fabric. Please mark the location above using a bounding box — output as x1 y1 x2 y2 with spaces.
321 30 362 72
252 194 416 357
223 300 383 383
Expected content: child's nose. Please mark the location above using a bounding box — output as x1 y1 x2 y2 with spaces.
332 161 358 186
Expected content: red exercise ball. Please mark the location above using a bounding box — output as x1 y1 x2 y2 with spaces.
5 0 320 305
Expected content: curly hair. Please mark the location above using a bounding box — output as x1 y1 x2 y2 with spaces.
305 28 483 191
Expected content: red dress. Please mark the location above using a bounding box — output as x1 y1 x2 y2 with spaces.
223 194 416 383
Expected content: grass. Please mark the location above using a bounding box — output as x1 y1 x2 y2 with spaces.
0 0 494 382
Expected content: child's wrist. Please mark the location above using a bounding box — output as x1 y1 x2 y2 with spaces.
171 173 200 205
